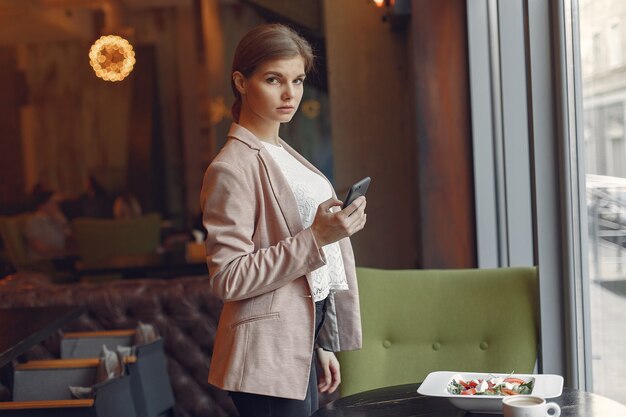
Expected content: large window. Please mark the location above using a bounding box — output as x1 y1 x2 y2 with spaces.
576 0 626 404
466 0 626 397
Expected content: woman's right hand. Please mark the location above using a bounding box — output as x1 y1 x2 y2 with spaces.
311 196 367 247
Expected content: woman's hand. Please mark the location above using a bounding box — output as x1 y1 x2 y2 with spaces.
311 196 367 247
316 348 341 394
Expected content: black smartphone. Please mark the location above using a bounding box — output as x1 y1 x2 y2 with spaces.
342 177 371 209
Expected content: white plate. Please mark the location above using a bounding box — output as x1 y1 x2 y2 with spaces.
417 371 564 414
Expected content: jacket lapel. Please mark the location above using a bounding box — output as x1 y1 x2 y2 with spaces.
227 124 304 237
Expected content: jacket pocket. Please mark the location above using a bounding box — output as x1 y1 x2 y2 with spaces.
231 312 280 329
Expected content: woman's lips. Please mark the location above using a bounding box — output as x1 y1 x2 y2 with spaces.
277 106 295 113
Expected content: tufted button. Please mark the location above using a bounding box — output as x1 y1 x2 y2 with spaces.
432 342 441 351
382 340 392 348
480 341 489 350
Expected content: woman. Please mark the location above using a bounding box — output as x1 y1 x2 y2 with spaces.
201 23 367 417
112 192 142 219
24 190 75 261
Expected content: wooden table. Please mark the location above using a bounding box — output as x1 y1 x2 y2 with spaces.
312 383 626 417
0 306 84 368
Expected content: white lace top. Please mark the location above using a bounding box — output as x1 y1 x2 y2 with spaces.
262 141 349 301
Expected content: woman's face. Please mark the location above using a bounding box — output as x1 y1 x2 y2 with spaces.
236 55 306 126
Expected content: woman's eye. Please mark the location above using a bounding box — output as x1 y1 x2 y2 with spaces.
293 78 305 85
266 77 279 84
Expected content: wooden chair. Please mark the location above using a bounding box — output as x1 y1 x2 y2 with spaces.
61 330 176 417
61 330 135 359
0 358 138 417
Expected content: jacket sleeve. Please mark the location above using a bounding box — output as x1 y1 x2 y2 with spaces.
201 160 327 301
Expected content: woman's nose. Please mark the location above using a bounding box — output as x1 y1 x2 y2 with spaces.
282 85 294 100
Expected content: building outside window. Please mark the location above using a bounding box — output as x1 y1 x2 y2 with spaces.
577 0 626 404
608 20 623 68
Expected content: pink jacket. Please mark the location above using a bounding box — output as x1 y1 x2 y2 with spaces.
201 123 362 400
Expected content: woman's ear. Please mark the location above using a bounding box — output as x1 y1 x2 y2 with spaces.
233 71 246 95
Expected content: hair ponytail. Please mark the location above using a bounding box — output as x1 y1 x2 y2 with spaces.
231 98 242 123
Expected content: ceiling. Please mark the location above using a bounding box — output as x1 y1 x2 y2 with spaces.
0 0 190 45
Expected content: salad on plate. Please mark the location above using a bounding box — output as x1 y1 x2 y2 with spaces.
447 374 534 396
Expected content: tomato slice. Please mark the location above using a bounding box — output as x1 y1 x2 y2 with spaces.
502 388 520 396
504 377 527 385
461 388 477 395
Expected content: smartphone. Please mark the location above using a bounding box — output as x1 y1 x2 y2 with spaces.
342 177 371 209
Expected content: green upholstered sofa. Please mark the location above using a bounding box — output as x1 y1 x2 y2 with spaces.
338 267 539 397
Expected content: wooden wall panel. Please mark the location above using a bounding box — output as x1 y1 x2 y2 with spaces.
0 47 26 208
410 0 476 268
127 45 164 214
23 42 132 196
324 0 418 268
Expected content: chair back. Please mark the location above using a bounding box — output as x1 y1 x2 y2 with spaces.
72 213 162 262
13 361 98 401
129 339 176 417
61 330 135 359
0 214 31 269
337 267 539 396
6 359 138 417
60 332 175 417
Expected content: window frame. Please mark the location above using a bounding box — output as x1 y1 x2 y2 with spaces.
555 0 593 390
466 0 593 389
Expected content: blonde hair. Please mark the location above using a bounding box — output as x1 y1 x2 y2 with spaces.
231 24 314 122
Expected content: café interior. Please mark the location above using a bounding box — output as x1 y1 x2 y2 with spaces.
1 0 625 416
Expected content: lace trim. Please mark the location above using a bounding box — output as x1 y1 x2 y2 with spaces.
263 143 349 301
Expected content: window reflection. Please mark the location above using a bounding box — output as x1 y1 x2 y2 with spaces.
579 0 626 405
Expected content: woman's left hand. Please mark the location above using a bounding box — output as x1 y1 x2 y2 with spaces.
316 348 341 394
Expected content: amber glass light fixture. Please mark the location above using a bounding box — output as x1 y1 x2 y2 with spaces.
89 35 136 82
372 0 395 7
370 0 410 31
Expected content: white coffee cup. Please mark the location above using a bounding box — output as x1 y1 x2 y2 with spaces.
502 395 561 417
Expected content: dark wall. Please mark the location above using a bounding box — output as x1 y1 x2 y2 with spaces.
324 0 419 269
0 47 27 212
324 0 476 268
410 0 476 268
